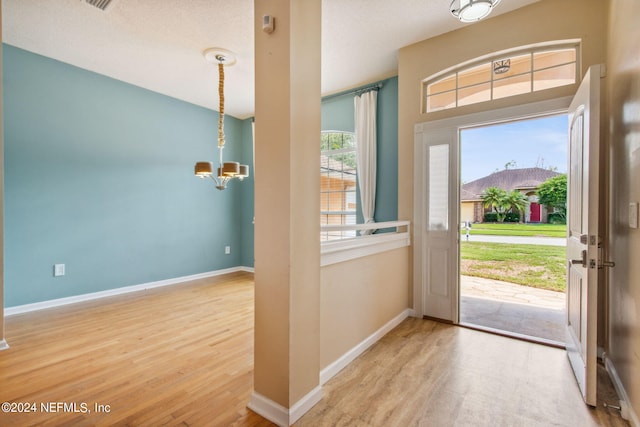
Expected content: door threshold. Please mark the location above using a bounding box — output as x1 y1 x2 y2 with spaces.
458 322 565 349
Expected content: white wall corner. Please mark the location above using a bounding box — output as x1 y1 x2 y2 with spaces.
603 353 640 427
0 339 9 351
320 308 411 385
248 386 322 427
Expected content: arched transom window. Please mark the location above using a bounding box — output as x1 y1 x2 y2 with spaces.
424 43 579 113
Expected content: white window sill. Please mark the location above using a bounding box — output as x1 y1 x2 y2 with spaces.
320 231 411 267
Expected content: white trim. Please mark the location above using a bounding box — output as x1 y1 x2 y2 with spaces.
248 392 289 426
289 386 323 424
248 386 322 427
5 266 255 316
0 340 9 351
320 308 411 385
604 353 639 426
321 232 410 267
248 309 411 424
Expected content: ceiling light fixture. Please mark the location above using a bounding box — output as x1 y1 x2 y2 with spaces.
450 0 501 23
194 48 249 190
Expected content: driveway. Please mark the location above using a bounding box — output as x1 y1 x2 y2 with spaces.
462 234 566 246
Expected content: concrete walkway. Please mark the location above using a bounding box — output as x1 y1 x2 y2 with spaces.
460 275 566 344
462 234 566 246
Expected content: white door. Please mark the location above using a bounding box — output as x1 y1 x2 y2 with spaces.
566 65 602 406
417 128 459 321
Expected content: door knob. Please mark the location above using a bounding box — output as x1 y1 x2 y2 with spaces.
570 250 587 268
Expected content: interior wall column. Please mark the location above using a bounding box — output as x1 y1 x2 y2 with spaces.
0 1 7 352
250 0 321 425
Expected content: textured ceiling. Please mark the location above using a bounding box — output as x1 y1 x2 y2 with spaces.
2 0 538 119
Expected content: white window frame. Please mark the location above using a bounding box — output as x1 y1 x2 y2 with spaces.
423 42 580 113
320 130 358 241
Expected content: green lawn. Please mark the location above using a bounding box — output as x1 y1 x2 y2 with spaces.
460 223 566 237
460 241 566 292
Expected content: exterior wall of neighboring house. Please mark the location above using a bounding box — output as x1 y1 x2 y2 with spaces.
320 175 356 225
460 200 484 224
473 192 548 223
460 201 475 224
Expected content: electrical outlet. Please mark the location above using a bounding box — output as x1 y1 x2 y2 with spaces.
54 264 65 277
225 246 231 255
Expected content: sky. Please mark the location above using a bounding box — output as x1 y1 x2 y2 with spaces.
460 114 568 184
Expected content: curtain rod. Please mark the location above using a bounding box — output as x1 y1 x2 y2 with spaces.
323 82 384 102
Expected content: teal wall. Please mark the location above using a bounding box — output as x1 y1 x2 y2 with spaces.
321 77 399 225
2 45 398 306
3 45 253 306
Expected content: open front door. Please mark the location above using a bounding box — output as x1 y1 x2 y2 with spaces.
566 65 602 406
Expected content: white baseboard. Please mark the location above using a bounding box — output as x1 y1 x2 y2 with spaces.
248 309 410 424
604 353 639 427
248 386 322 427
0 339 9 351
5 266 255 316
320 308 411 385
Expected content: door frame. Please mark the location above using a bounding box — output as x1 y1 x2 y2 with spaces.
413 96 573 320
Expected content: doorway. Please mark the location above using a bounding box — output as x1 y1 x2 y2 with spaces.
458 115 568 345
412 96 572 326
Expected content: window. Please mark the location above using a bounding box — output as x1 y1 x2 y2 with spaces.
424 44 578 113
320 131 357 241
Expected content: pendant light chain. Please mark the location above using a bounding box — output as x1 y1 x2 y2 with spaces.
218 61 225 149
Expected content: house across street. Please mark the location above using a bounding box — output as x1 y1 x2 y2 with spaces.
461 167 561 224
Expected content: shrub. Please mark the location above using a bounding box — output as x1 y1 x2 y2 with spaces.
484 212 498 222
504 212 520 222
548 212 566 224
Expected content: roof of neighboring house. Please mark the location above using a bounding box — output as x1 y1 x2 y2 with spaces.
461 167 561 202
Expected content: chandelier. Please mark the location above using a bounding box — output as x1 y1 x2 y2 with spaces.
450 0 501 23
194 48 249 190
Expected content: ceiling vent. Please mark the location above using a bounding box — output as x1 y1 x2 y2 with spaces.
84 0 117 11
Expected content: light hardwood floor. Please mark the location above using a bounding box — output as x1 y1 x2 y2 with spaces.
298 318 628 427
0 272 629 426
0 272 270 426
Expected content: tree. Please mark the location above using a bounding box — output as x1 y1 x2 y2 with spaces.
481 187 530 223
504 160 517 170
481 187 510 222
537 174 567 218
506 190 530 223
